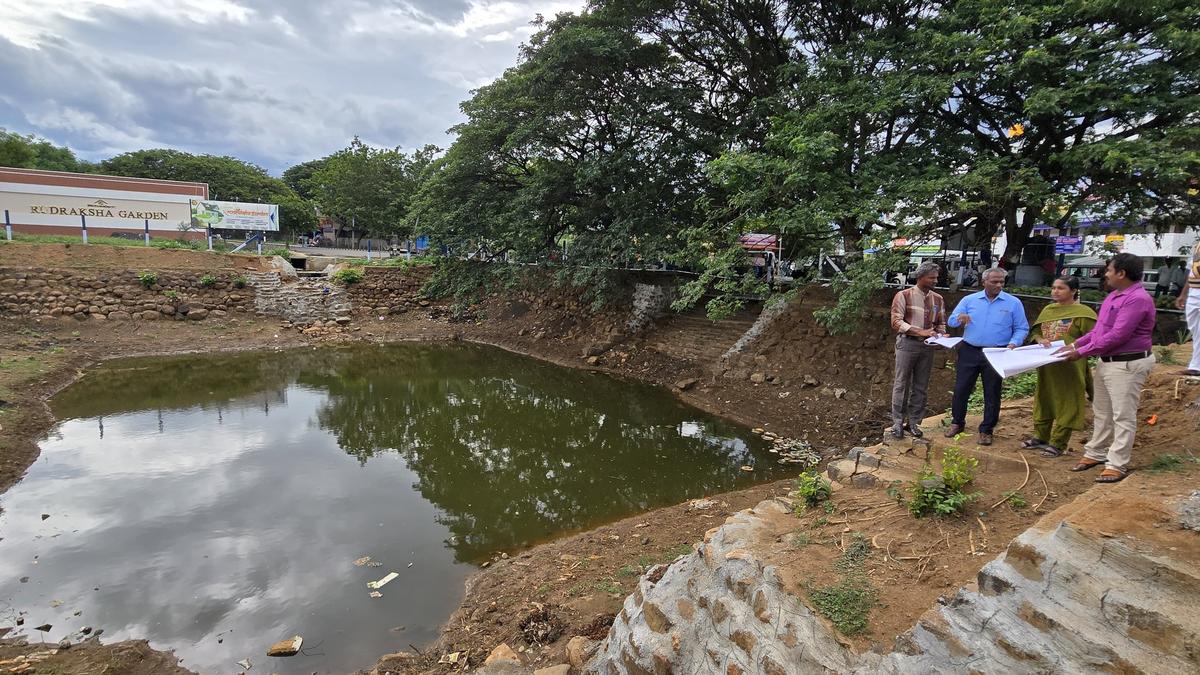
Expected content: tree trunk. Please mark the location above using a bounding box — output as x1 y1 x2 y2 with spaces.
999 202 1041 265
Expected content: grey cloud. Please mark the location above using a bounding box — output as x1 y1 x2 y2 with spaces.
0 1 582 172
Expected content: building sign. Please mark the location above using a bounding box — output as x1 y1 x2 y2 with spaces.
0 183 192 232
190 199 279 231
1054 235 1083 254
1105 234 1126 250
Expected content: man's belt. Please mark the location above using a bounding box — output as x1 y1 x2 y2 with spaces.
1099 351 1152 363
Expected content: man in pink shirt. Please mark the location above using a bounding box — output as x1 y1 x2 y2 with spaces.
1056 253 1156 483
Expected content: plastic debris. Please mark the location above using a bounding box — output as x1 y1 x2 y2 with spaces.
369 591 383 598
266 635 303 657
353 556 383 568
236 658 252 669
740 465 754 472
367 572 399 589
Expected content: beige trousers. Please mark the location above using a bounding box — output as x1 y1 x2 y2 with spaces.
1083 355 1156 470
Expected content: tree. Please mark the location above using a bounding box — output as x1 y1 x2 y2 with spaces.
281 158 329 202
0 129 92 172
99 149 317 233
309 139 437 239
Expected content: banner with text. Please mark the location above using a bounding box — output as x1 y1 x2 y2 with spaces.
190 199 278 231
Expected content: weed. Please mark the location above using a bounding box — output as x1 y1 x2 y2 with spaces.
137 271 158 288
617 564 640 578
813 516 829 528
907 445 980 517
789 532 811 548
265 247 291 260
593 580 622 594
1155 346 1181 365
233 275 248 289
791 469 832 511
536 583 551 595
199 273 217 288
1002 490 1028 509
566 584 587 597
885 480 904 502
1147 453 1199 473
823 500 837 514
332 268 364 284
163 290 180 301
1177 328 1193 346
809 532 876 636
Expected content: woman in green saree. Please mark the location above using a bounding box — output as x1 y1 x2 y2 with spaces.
1021 276 1097 457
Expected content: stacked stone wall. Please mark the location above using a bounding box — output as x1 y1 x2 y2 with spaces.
345 266 433 316
0 267 254 321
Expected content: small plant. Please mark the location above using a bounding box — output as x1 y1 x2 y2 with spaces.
137 271 158 288
969 370 1036 413
907 445 981 517
163 290 180 301
1177 328 1193 346
789 532 811 548
198 273 217 288
791 469 832 510
617 564 640 578
1001 490 1028 509
233 275 248 289
1155 346 1181 365
332 268 364 284
265 247 292 260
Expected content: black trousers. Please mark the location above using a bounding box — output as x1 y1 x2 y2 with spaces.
952 343 1003 434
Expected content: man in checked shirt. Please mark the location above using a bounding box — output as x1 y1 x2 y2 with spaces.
889 262 947 439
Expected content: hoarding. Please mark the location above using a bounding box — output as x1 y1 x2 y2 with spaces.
0 181 193 232
1054 236 1083 254
190 199 278 231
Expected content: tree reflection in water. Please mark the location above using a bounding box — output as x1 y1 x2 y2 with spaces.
54 344 785 562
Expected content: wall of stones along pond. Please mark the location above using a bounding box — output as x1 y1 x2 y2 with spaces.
0 268 254 321
344 266 433 316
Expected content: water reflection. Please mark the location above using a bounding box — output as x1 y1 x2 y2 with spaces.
0 344 784 673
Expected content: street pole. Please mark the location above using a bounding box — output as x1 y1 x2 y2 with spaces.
81 214 89 244
207 226 213 251
144 219 150 246
4 209 11 241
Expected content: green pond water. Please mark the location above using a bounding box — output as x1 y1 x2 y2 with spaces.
0 343 788 673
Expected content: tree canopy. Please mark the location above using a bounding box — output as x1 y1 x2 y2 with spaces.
1 128 93 173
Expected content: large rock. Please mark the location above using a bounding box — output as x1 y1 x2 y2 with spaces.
484 643 521 665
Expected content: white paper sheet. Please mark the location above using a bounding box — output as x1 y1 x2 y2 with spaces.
983 341 1066 378
924 336 963 349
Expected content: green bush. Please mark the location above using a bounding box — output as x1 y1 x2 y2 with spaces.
163 289 179 301
198 274 216 288
265 247 291 260
137 271 158 288
332 268 364 284
233 275 248 289
791 469 832 511
906 445 980 517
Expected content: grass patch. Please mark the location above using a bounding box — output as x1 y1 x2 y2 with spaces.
1155 346 1181 365
809 532 876 636
788 532 811 549
617 564 640 578
636 543 694 568
593 580 622 594
1001 490 1029 509
1147 453 1199 473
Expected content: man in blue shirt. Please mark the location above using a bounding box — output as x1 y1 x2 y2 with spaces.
945 268 1030 445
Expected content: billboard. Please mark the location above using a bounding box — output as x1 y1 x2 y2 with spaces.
1054 236 1083 254
1 181 194 232
190 199 278 231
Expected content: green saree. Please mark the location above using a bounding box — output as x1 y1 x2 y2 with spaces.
1030 302 1097 448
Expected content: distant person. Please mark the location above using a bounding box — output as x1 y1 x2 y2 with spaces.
1056 253 1156 484
945 268 1030 445
889 262 947 439
1176 240 1200 376
1171 260 1188 297
1022 277 1096 457
1155 260 1173 298
752 254 766 278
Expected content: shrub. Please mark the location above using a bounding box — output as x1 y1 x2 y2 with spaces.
332 268 364 284
265 247 291 260
233 275 248 289
906 445 980 517
137 271 158 288
163 290 180 301
791 469 832 511
198 274 216 288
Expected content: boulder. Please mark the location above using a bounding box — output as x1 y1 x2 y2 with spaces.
187 308 209 320
675 377 699 391
484 643 521 665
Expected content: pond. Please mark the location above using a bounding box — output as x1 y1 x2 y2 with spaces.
0 343 788 673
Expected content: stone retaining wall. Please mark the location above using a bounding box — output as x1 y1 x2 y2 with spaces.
344 266 433 316
0 267 254 321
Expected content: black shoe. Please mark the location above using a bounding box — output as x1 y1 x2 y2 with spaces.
890 426 905 440
910 425 924 438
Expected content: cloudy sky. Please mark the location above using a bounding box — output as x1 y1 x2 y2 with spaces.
0 0 583 174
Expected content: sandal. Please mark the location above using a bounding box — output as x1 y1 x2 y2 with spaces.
1070 458 1104 472
1021 438 1047 449
1039 445 1064 458
1095 468 1128 483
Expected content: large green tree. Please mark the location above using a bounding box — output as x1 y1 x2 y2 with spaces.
0 129 93 172
99 149 317 233
309 139 437 238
